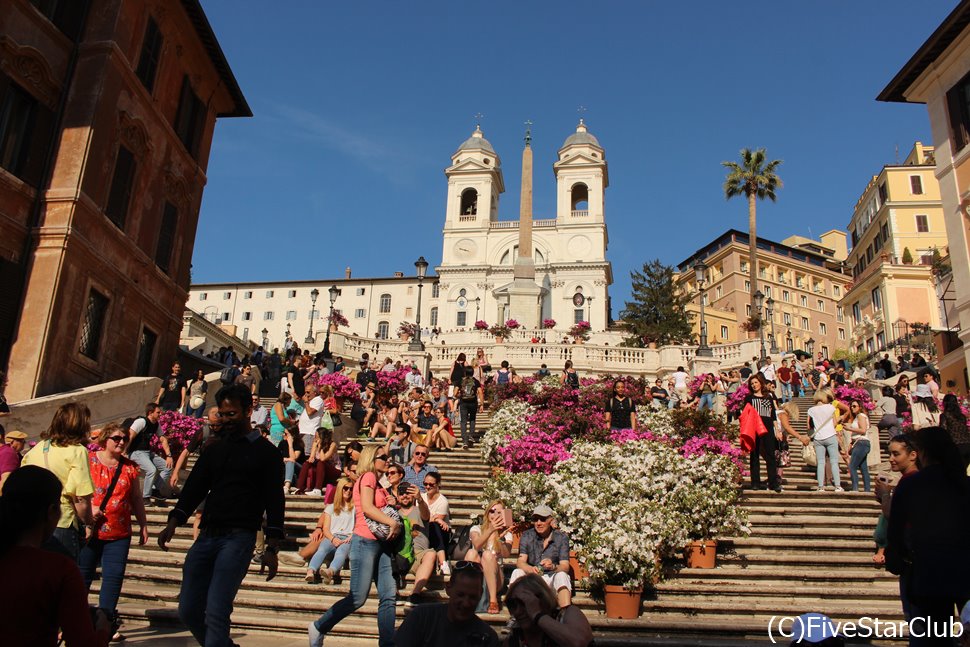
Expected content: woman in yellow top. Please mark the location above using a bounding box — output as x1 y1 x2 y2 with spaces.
22 402 96 561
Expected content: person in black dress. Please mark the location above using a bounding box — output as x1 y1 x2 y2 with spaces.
605 380 637 430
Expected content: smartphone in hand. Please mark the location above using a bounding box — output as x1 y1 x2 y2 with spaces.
501 509 514 529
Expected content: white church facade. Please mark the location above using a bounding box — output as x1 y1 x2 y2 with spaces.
185 122 614 350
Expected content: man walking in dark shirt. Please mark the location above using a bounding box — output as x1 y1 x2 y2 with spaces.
158 384 285 647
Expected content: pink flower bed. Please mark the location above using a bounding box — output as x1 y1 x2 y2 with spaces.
316 372 361 400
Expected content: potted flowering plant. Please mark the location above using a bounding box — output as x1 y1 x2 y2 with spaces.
542 318 557 329
327 311 349 330
397 321 417 340
488 322 511 341
317 371 361 405
376 366 411 397
474 320 489 331
505 319 521 330
151 411 205 456
568 321 591 342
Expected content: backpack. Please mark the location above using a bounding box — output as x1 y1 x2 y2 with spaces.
460 375 478 401
497 370 510 385
448 523 474 561
220 366 238 386
566 371 579 388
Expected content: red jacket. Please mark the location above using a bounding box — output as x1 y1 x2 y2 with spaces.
739 403 768 453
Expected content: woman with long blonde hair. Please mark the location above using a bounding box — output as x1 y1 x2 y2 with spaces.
305 478 355 584
465 499 514 614
309 445 399 646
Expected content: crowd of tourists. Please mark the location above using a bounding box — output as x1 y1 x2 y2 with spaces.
1 341 969 647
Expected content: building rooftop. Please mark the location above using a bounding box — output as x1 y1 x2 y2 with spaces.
181 0 251 117
878 0 970 103
456 126 496 155
561 120 602 149
677 229 848 274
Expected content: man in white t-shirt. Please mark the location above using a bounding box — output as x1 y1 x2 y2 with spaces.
761 358 776 384
671 366 689 403
298 384 324 447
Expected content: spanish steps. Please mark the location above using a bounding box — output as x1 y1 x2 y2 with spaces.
101 397 904 645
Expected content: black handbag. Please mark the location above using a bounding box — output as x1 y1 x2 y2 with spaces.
330 412 343 427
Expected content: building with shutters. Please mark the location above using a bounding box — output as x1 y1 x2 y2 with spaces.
1 0 249 401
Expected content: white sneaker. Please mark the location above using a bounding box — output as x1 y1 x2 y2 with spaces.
834 486 845 492
815 487 825 492
440 560 451 576
308 620 324 647
307 489 323 496
277 551 307 567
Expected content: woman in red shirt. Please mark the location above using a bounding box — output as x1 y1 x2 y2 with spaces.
78 423 149 636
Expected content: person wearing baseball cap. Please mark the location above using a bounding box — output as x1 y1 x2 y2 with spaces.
0 428 26 492
509 504 573 607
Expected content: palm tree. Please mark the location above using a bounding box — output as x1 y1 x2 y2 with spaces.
722 148 783 312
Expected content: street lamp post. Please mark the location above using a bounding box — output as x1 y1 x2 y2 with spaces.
586 296 595 327
261 328 268 349
694 260 712 356
786 329 792 352
755 290 766 360
408 257 429 351
305 288 320 344
475 297 481 322
322 284 340 359
766 296 779 354
806 337 815 355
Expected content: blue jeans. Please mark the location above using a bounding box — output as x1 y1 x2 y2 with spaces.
79 536 132 612
178 529 256 647
698 393 714 410
284 460 302 485
130 450 171 498
185 404 206 418
848 439 871 492
780 382 792 402
814 435 841 489
313 535 396 646
308 533 352 573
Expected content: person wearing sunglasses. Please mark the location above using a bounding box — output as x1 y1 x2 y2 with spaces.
78 422 149 640
420 471 452 576
504 572 592 647
403 444 438 493
395 560 499 647
466 500 515 614
510 505 573 609
309 445 400 647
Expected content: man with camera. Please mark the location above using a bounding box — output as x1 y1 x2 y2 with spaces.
510 504 573 608
393 481 439 604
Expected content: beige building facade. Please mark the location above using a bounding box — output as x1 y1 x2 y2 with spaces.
840 143 946 356
880 0 970 386
677 230 849 358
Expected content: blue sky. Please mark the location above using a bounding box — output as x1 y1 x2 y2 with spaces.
195 0 952 314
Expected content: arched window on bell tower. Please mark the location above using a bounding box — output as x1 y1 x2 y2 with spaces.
460 188 478 216
570 183 589 215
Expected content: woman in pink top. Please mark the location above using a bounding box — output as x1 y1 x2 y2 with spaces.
309 444 400 647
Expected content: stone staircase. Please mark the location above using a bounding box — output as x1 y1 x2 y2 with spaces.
98 402 907 645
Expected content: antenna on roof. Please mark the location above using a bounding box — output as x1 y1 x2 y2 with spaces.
895 144 899 164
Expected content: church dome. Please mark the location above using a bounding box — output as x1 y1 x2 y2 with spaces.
457 125 496 154
562 120 601 148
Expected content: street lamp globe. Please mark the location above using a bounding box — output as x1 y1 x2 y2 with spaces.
415 256 429 279
754 290 765 311
693 259 707 284
328 284 339 305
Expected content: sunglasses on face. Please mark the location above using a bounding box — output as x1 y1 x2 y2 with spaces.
414 451 428 457
532 515 551 522
375 454 388 461
108 435 128 444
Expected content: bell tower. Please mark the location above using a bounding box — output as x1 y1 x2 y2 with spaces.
554 119 608 224
443 126 504 229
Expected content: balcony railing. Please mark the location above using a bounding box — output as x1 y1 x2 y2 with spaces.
571 210 589 217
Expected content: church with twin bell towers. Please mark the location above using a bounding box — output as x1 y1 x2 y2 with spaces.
436 121 613 333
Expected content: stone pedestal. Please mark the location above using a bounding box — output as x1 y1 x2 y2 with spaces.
507 279 543 330
690 354 721 378
401 350 432 380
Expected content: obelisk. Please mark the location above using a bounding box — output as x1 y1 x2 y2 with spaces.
508 122 543 328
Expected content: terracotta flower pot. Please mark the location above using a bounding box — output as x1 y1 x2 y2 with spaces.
569 551 588 581
685 539 717 569
603 585 642 619
495 336 504 344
